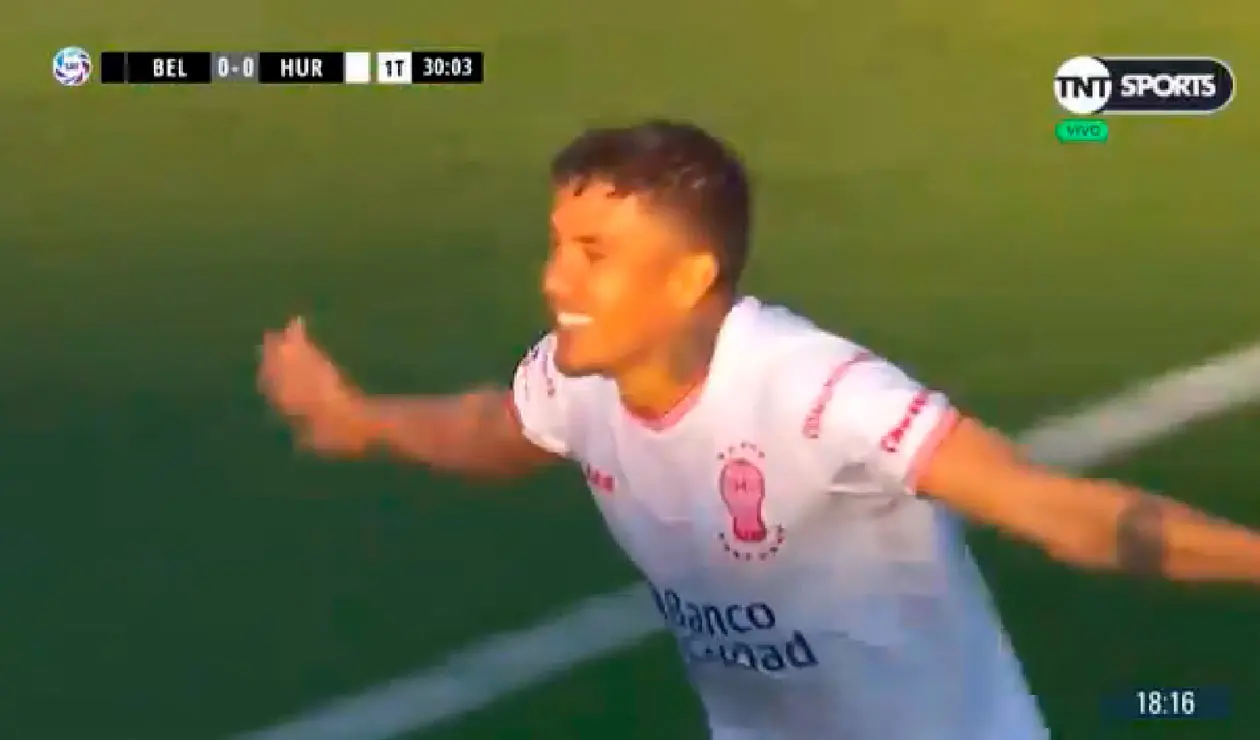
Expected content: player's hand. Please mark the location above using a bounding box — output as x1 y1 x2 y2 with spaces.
258 317 374 455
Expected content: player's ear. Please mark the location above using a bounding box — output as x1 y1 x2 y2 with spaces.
669 250 719 311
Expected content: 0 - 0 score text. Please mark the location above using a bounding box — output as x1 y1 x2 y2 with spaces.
218 56 255 78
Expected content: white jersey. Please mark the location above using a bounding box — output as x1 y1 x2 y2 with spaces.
510 297 1047 740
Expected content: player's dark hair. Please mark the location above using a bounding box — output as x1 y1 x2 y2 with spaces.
550 120 751 292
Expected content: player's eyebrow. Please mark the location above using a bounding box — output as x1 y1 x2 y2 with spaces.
551 226 603 245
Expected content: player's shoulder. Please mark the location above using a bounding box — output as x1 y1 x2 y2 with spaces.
512 331 556 399
511 330 605 405
509 330 613 457
732 298 880 385
731 299 913 432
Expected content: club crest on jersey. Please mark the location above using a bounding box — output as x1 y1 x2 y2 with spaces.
716 442 785 561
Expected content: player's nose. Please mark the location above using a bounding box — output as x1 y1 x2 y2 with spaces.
541 252 575 307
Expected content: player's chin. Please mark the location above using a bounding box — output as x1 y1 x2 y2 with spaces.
552 337 605 378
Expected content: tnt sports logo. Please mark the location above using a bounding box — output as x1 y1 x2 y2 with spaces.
53 46 93 87
1054 56 1235 115
649 585 819 674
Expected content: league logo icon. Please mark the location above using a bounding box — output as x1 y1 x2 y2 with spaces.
53 46 92 87
717 442 785 561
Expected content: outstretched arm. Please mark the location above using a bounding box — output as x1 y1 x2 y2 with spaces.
919 417 1260 582
258 318 558 481
356 388 558 479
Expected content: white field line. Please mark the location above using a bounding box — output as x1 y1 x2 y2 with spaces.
233 342 1260 740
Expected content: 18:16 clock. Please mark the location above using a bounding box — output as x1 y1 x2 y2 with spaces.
414 51 484 83
1136 689 1196 717
1108 686 1228 720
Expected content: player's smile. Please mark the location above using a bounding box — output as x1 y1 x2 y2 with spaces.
554 311 593 330
551 309 597 375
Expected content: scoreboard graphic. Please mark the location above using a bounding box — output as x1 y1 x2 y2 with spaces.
53 48 485 85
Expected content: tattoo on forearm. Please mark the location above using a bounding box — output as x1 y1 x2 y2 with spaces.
1116 496 1166 574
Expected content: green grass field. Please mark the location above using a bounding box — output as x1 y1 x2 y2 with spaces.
4 1 1260 738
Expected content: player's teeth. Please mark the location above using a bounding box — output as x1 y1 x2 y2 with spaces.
557 312 593 328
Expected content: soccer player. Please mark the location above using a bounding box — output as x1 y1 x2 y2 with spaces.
258 120 1260 739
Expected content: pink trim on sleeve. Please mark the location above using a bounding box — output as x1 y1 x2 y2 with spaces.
904 405 961 491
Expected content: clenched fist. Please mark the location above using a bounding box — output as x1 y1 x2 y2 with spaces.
258 317 375 455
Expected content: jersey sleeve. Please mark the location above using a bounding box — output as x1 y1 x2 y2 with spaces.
793 346 959 493
509 333 575 457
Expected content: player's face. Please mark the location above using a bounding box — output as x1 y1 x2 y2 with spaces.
543 181 715 377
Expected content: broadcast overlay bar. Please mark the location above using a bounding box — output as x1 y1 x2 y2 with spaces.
91 51 482 84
